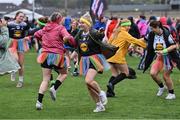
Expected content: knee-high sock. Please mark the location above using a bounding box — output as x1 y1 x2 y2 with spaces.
108 76 116 83
128 67 136 76
53 80 62 90
111 73 127 85
50 74 53 81
37 93 44 103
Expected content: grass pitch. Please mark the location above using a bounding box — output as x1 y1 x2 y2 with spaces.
0 50 180 119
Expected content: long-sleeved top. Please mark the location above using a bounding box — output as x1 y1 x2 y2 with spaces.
34 22 75 55
107 27 146 64
78 30 104 56
144 28 180 72
0 26 9 49
0 26 20 75
137 19 148 37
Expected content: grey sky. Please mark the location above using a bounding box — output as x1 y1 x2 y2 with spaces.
0 0 33 5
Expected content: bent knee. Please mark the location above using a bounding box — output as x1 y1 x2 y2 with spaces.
163 73 170 80
150 71 157 78
60 73 68 78
63 74 68 78
85 78 93 85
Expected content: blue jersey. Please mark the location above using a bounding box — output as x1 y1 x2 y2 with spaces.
7 21 29 39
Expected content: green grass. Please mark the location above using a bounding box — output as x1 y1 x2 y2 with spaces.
0 50 180 119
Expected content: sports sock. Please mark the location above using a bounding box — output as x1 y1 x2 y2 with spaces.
54 80 62 90
19 76 24 82
50 74 53 80
50 80 56 87
111 73 127 85
108 76 116 83
38 93 44 103
158 83 164 88
169 89 174 94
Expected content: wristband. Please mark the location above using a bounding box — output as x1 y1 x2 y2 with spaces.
162 48 168 55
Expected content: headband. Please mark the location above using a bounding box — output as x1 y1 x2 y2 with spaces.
80 18 91 27
37 19 46 26
121 21 131 27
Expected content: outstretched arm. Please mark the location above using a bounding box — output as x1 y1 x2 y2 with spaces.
60 26 77 47
124 32 146 48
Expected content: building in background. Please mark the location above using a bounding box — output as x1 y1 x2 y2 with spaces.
0 3 19 17
170 0 180 9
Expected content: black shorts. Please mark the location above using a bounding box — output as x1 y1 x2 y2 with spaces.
89 61 103 74
41 59 62 74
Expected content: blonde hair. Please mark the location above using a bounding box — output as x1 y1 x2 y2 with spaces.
80 12 92 27
110 19 131 42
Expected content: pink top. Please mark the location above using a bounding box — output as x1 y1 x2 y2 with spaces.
34 22 75 54
137 20 148 37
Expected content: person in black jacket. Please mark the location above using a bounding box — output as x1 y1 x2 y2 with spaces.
128 16 140 39
76 12 109 112
144 21 180 100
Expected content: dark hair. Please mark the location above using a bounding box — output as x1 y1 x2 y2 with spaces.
4 16 11 21
127 16 134 23
140 15 146 20
150 21 163 29
149 16 157 21
38 16 49 24
14 11 24 20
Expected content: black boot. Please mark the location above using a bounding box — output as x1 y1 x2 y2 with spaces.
107 82 115 97
107 73 127 97
106 76 116 97
127 67 137 79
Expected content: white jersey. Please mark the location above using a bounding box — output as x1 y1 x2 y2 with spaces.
153 34 174 51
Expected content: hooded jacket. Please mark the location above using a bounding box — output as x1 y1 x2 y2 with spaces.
34 22 75 54
107 27 146 64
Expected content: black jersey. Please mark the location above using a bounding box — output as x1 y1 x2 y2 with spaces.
78 30 104 56
7 21 29 39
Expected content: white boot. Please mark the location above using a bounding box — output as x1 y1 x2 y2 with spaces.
93 102 105 113
11 71 16 81
156 87 166 96
16 76 24 88
99 91 108 105
36 101 43 110
49 86 56 101
165 93 176 100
